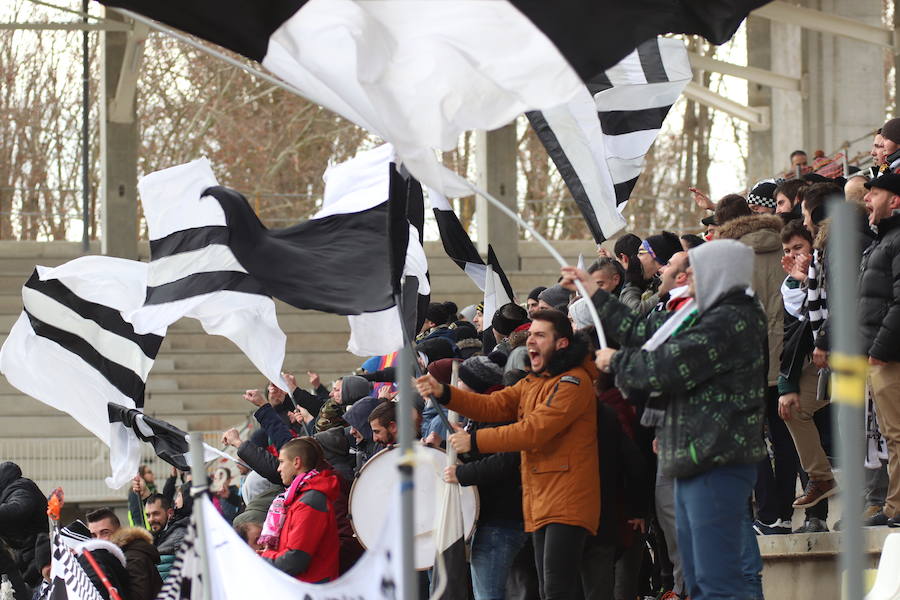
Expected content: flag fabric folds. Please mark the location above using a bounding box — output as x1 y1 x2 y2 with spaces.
99 0 763 199
527 36 693 243
46 528 106 600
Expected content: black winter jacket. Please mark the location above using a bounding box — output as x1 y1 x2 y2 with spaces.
456 421 523 526
860 213 900 362
0 462 48 586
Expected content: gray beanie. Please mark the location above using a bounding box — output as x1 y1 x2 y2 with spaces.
537 284 572 312
458 352 506 393
340 375 373 405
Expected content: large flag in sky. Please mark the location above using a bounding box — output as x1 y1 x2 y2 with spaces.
97 0 766 198
527 36 693 243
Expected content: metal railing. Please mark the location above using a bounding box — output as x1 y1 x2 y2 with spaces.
0 430 237 504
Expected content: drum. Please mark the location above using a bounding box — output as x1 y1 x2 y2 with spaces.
349 445 479 570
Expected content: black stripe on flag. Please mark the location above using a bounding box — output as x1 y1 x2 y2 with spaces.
525 110 605 243
599 106 670 136
144 271 268 306
487 245 516 302
615 178 640 205
25 272 163 358
637 38 668 83
108 403 192 470
25 309 148 407
149 226 230 259
433 209 484 270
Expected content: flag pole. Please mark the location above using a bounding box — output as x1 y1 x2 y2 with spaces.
394 344 419 600
466 182 608 348
189 432 213 600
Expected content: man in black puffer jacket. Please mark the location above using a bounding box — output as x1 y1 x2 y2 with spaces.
0 461 48 599
860 173 900 527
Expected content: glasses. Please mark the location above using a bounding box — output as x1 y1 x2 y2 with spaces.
640 240 667 266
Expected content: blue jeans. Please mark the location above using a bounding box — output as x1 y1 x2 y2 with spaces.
470 524 527 600
675 464 764 600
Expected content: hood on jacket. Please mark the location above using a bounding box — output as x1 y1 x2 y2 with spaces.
689 239 755 313
110 526 154 549
715 213 783 254
343 395 381 442
544 331 592 377
74 538 127 567
0 462 22 491
340 375 373 405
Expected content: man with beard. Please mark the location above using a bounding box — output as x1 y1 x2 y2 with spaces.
416 310 598 600
144 494 187 580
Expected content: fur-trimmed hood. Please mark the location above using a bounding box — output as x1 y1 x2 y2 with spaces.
110 526 154 548
716 213 784 254
74 538 127 567
543 332 591 377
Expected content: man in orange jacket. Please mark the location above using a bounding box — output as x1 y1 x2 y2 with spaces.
416 309 599 600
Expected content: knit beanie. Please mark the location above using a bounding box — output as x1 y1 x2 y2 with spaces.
568 297 594 331
425 302 452 325
458 351 507 393
747 180 777 209
528 286 547 301
452 322 479 341
416 336 456 364
340 375 373 405
644 231 681 266
427 358 458 385
883 118 900 145
491 302 529 336
537 284 573 312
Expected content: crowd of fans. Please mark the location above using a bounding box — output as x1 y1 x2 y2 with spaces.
3 118 900 600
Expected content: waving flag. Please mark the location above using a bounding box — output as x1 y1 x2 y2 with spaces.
97 0 765 198
46 528 106 600
528 36 693 242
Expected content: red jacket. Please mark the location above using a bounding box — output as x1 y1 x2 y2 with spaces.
262 469 341 583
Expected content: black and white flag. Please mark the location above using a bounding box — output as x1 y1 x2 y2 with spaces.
98 0 764 199
0 258 165 487
107 402 230 475
527 37 693 243
429 189 514 300
45 528 106 600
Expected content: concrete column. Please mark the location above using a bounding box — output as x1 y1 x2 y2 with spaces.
475 123 519 271
771 21 805 175
747 15 774 185
100 10 139 259
803 0 885 163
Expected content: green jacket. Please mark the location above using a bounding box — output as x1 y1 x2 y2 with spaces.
592 288 767 479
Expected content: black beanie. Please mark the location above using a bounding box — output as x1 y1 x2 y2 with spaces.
416 337 456 364
491 302 529 336
644 231 681 266
883 118 900 145
458 351 507 393
425 302 452 325
527 286 547 301
747 180 777 209
452 322 479 341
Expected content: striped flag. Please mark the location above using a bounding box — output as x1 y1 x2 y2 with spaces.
527 37 693 242
46 527 106 600
97 0 763 199
429 189 515 300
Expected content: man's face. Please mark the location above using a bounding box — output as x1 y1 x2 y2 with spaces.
526 319 569 373
145 500 171 533
536 299 556 312
704 224 718 240
791 153 807 168
872 134 885 165
864 187 900 226
277 448 301 486
775 192 794 214
883 137 899 163
749 203 774 214
370 420 397 445
637 249 662 280
330 379 343 403
591 268 620 293
802 203 816 235
473 311 483 332
782 235 812 260
658 252 688 295
349 426 364 443
88 517 119 541
526 298 540 317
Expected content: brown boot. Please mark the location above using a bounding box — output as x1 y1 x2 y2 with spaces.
793 478 838 509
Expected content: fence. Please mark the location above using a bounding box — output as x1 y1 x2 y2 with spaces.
0 430 238 504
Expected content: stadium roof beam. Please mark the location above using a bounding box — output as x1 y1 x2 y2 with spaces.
683 81 770 131
687 52 803 92
751 0 895 49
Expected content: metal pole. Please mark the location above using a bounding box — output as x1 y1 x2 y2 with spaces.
395 346 418 600
826 199 865 600
189 432 213 600
81 0 90 253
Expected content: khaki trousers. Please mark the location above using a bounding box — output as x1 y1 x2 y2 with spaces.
783 361 833 482
870 362 900 517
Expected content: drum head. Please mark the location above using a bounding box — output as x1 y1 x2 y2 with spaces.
349 445 479 570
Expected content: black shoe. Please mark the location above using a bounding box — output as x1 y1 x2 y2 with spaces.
793 517 829 533
865 510 890 527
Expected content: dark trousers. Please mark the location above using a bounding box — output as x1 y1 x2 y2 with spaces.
533 524 588 600
755 386 801 523
0 546 31 600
